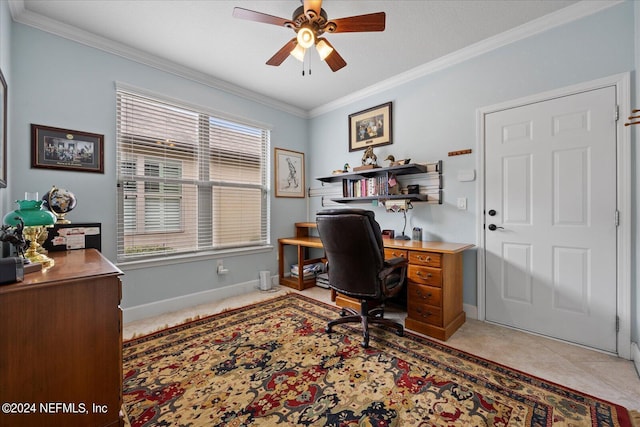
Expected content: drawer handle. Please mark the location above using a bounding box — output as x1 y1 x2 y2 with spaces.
416 271 433 278
417 255 432 262
417 307 432 317
416 289 432 300
393 252 405 258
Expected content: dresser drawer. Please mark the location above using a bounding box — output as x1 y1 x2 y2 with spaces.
408 251 441 267
408 303 443 326
408 265 442 286
408 283 442 307
385 248 407 260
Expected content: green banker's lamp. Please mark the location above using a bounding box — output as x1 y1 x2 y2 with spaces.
3 193 56 268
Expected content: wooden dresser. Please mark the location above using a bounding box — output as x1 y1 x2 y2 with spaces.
0 249 123 427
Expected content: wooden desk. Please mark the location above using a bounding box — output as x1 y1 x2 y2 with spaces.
278 224 473 340
0 250 123 427
382 240 474 341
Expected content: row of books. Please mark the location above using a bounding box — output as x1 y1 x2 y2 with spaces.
342 176 389 198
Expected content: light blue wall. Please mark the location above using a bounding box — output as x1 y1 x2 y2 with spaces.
308 2 636 328
9 23 308 308
4 2 639 344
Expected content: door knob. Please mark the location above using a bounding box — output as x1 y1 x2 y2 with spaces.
488 224 504 231
488 209 497 216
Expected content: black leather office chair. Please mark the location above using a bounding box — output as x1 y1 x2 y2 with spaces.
316 209 408 348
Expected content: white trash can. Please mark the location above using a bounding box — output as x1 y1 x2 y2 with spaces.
259 270 272 291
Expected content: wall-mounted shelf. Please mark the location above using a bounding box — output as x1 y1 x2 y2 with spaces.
315 162 443 204
316 162 441 183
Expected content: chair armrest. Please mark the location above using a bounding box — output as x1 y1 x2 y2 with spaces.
378 257 408 280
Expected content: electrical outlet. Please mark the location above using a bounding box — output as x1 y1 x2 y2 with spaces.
457 197 467 210
216 260 228 274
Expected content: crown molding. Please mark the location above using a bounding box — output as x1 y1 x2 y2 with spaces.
8 0 309 118
309 0 622 117
8 0 622 119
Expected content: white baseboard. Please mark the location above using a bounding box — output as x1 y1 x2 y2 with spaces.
122 277 272 323
632 341 640 375
464 303 478 320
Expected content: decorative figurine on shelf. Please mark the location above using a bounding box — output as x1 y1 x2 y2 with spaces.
332 163 351 175
362 146 377 166
388 173 401 195
0 218 29 260
384 155 411 167
353 147 380 172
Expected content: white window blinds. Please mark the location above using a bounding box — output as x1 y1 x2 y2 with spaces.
116 89 270 262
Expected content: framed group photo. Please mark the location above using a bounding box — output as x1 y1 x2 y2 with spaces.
274 147 305 198
31 124 104 173
348 101 393 152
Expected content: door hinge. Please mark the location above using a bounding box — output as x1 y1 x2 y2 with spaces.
616 316 620 332
615 210 620 227
614 105 619 122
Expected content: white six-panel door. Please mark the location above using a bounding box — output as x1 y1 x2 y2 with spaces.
484 86 618 353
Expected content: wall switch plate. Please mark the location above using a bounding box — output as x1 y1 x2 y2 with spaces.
457 197 467 210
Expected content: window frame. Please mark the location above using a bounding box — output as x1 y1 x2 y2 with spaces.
115 84 272 266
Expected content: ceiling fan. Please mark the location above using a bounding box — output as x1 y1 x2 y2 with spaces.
232 0 386 72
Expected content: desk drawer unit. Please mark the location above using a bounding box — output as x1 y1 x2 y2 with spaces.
408 251 441 267
408 265 442 286
384 248 407 260
405 250 466 341
408 283 442 307
408 303 443 326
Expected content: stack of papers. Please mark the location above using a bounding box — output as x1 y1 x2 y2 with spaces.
316 273 330 289
291 262 325 279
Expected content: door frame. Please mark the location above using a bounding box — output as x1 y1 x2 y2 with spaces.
475 73 631 358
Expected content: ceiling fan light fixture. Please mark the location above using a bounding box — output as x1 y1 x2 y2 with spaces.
316 38 333 61
290 43 306 62
297 26 315 49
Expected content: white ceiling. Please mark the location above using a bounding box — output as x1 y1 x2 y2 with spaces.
10 0 611 116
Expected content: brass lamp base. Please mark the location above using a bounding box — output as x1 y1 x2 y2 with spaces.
23 226 54 269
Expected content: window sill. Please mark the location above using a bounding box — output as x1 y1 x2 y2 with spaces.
116 245 274 271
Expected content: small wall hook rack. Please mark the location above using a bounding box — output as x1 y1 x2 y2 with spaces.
624 109 639 126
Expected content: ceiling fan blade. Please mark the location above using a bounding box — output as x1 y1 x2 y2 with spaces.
266 38 298 66
232 7 291 27
324 46 347 72
303 0 322 17
327 12 386 33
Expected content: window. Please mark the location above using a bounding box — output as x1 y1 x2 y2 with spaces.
116 88 270 262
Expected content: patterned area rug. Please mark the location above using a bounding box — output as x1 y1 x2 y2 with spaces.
123 293 633 426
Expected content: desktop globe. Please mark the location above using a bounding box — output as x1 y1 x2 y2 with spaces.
42 186 77 224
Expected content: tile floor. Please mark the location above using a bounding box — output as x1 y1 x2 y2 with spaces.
123 286 640 412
